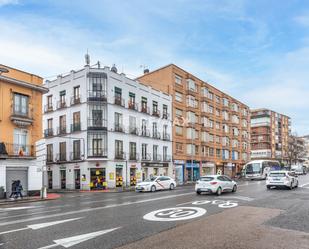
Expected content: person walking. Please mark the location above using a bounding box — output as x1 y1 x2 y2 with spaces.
9 180 17 199
15 180 23 199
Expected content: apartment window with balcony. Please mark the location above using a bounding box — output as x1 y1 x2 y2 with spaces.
232 139 239 148
13 93 29 116
187 79 197 92
242 109 248 116
72 112 81 132
222 137 230 146
47 144 53 162
243 142 248 150
162 104 168 118
209 147 214 157
242 119 247 128
175 125 183 136
141 97 148 113
195 145 199 155
88 132 107 157
59 115 66 134
232 115 239 124
59 90 66 108
215 95 220 103
115 140 123 159
187 128 195 139
59 142 66 161
175 75 182 85
186 111 196 124
186 95 197 108
13 128 29 156
222 124 229 133
163 146 168 161
114 87 124 106
232 127 239 136
215 109 220 116
115 112 123 132
129 142 137 160
47 95 53 109
222 111 229 121
129 116 137 134
222 149 229 160
128 92 136 110
216 122 220 130
216 136 220 144
153 145 159 160
152 101 159 116
222 98 229 107
201 146 206 156
88 73 107 99
208 92 213 100
72 86 80 104
153 122 159 138
142 143 148 160
186 144 195 155
73 140 81 160
232 151 239 160
175 92 183 102
47 118 53 130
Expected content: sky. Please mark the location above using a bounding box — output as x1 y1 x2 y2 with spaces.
1 0 309 135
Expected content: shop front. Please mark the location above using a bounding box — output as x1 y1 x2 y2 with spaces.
216 163 224 175
174 160 184 185
185 161 200 182
60 167 66 189
90 168 106 190
115 164 123 188
224 163 236 177
141 162 169 179
201 162 215 176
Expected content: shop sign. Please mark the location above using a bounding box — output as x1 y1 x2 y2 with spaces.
130 164 136 168
142 163 168 167
116 164 123 169
60 166 66 170
174 160 185 164
109 172 115 180
185 163 199 168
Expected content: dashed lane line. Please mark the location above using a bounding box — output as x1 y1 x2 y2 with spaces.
0 209 62 221
0 192 193 227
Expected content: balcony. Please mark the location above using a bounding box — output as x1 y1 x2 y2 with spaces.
70 96 81 106
10 108 33 127
0 143 35 158
87 91 107 102
56 153 67 162
57 126 67 135
114 124 125 133
162 133 171 141
70 152 82 161
57 101 67 110
129 153 139 161
71 123 81 132
141 153 151 161
162 113 169 119
44 128 54 138
46 154 54 163
141 129 150 137
115 151 126 160
153 131 161 139
128 101 138 111
140 105 150 114
87 118 107 130
153 154 162 162
44 104 53 113
186 88 198 95
163 155 172 162
129 127 139 136
251 122 271 127
114 96 125 107
87 148 107 158
152 109 160 117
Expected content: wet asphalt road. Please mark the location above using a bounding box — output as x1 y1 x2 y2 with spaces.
0 175 309 249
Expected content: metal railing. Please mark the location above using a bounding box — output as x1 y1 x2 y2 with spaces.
129 127 139 135
114 96 125 107
163 155 172 162
153 154 162 162
2 143 34 157
128 101 138 111
70 152 82 161
114 124 125 132
152 109 160 117
87 118 107 130
87 148 108 158
87 91 107 102
46 154 54 163
141 129 151 137
115 151 126 160
162 133 170 141
56 153 67 162
140 105 150 114
162 113 169 119
141 153 151 161
57 126 67 135
71 123 81 132
56 101 67 109
44 128 54 137
11 107 33 120
129 153 139 161
153 131 161 139
70 96 81 105
44 104 53 113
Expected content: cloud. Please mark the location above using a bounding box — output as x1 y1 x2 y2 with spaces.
294 14 309 27
0 0 18 7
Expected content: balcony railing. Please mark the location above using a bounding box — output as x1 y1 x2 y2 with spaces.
140 105 150 114
71 123 81 132
57 126 67 135
87 118 107 130
1 143 35 157
162 113 169 119
87 148 108 158
129 127 139 135
153 131 161 139
129 153 139 161
152 109 160 117
57 101 67 109
153 154 162 162
44 128 54 137
115 151 126 160
163 155 172 162
114 96 125 107
11 108 33 120
46 154 54 163
162 133 170 141
70 152 82 161
141 129 150 137
87 91 107 102
128 101 138 111
70 96 81 106
56 153 67 162
44 104 53 113
141 153 151 161
114 124 125 133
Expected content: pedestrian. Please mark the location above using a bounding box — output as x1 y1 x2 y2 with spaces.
15 180 23 199
9 180 17 199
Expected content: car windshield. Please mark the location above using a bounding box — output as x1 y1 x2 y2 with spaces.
199 177 214 181
246 163 261 173
143 177 157 182
269 173 286 177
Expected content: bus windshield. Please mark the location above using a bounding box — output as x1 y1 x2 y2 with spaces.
246 163 261 174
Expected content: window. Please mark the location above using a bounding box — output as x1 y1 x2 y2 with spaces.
13 93 29 116
222 98 229 106
47 118 53 129
186 95 198 108
215 109 220 116
129 142 137 160
47 95 53 109
209 147 214 156
47 144 53 162
162 104 168 118
73 112 80 125
114 87 123 105
215 95 220 103
187 111 196 124
175 126 183 135
73 140 81 160
222 149 229 160
176 143 183 153
92 110 103 127
187 79 197 92
129 116 137 133
13 128 28 155
216 149 221 158
115 140 123 158
186 144 195 155
59 115 66 134
153 145 158 160
73 86 80 101
142 144 147 159
129 92 136 108
163 146 168 160
175 75 182 85
141 97 148 112
175 108 183 117
175 92 183 102
59 142 66 161
153 122 158 136
60 90 66 106
114 112 123 130
153 101 158 115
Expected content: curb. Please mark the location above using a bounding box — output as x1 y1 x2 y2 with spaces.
0 194 61 206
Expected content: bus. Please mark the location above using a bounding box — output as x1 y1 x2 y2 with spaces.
243 160 281 180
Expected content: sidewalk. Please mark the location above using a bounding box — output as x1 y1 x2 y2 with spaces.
0 193 61 206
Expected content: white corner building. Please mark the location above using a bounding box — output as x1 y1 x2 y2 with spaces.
42 64 173 190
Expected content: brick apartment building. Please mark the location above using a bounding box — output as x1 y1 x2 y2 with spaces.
251 108 291 163
138 64 250 183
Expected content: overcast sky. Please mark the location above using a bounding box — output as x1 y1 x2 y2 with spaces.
1 0 309 135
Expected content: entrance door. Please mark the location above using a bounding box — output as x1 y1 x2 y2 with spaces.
175 165 184 185
116 168 123 187
60 170 66 189
90 168 106 190
193 168 199 181
130 168 136 186
47 171 53 189
74 169 80 190
6 167 28 197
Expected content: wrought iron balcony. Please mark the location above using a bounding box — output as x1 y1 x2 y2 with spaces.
87 118 107 130
129 153 139 161
56 153 67 162
153 154 162 162
141 153 151 161
10 108 33 126
70 152 82 161
71 123 81 132
70 96 81 106
44 104 53 113
163 155 172 162
114 96 125 107
44 128 54 137
87 148 108 158
152 109 160 117
141 129 150 137
129 127 139 135
114 124 125 133
115 151 126 160
56 100 67 109
57 126 67 135
153 131 161 139
87 91 107 102
162 133 170 141
141 105 150 114
0 143 35 158
128 101 138 111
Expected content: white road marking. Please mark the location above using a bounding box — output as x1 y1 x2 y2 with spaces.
0 206 41 211
0 192 194 227
219 195 254 201
37 227 120 249
144 207 206 221
0 217 83 235
0 209 62 221
300 182 309 187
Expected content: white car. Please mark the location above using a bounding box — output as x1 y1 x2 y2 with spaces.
195 175 237 196
135 176 176 192
266 171 299 189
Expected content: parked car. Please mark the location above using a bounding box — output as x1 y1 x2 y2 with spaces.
135 176 176 192
195 175 237 196
290 165 306 175
266 171 298 190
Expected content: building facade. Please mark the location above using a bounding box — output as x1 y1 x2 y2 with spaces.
43 64 173 190
250 109 291 163
138 64 250 183
0 64 47 197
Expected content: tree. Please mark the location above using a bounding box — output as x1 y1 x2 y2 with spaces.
287 134 307 166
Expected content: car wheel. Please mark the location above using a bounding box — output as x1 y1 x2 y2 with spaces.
232 185 237 192
267 186 271 190
216 187 222 196
289 183 293 190
169 183 175 190
151 185 156 192
196 191 201 195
